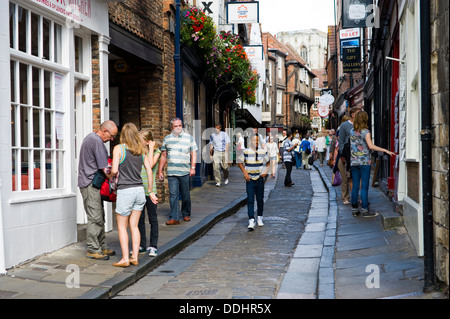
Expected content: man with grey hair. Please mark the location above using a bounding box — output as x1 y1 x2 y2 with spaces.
159 118 198 225
78 120 118 260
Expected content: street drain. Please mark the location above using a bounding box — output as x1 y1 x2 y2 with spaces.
159 270 174 273
186 289 218 296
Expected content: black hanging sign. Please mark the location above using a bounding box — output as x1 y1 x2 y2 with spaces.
342 47 361 73
342 0 377 28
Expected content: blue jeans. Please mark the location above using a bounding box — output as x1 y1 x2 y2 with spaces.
168 174 191 221
246 177 264 219
294 151 302 169
351 165 371 209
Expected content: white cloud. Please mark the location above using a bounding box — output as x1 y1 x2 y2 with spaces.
258 0 335 35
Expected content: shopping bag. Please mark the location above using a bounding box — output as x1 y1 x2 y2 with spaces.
332 170 342 186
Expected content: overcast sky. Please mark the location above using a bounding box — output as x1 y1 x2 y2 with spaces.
258 0 336 35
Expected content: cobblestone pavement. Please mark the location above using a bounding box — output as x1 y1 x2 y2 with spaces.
115 167 314 299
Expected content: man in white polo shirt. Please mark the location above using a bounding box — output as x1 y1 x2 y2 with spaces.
210 123 230 187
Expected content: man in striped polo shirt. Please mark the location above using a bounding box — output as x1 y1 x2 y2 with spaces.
237 133 270 230
159 118 198 225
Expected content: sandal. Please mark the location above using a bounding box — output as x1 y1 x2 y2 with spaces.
113 259 130 267
130 256 139 266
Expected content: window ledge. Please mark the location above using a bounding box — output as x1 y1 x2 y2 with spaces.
9 192 77 204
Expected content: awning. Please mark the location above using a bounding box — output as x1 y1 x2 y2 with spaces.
109 23 162 66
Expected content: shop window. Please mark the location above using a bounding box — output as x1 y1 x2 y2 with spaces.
10 3 65 192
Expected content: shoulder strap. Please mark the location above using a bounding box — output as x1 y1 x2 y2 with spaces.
119 144 127 164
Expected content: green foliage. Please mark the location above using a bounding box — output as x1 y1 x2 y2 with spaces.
181 6 258 105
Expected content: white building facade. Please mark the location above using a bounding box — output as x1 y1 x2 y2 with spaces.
1 0 111 271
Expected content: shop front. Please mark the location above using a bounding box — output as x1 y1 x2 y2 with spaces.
1 0 110 269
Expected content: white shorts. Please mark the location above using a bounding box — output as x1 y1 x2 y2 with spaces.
115 186 146 217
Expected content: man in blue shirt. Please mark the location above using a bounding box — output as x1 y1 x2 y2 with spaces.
210 124 230 187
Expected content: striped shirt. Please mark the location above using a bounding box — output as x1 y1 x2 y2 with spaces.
161 132 198 176
238 147 269 180
282 139 294 162
141 148 161 195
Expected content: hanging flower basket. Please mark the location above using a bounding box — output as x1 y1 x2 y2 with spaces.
181 6 258 105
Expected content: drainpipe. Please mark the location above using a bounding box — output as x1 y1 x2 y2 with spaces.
0 179 6 275
175 0 183 120
419 0 435 293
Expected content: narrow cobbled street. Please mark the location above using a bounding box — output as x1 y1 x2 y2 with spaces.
115 167 313 299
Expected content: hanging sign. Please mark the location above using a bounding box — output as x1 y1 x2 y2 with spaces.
319 94 335 106
244 45 263 61
342 47 361 73
342 0 378 28
317 103 331 118
227 1 259 24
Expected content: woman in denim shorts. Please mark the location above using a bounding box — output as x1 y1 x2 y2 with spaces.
110 123 158 267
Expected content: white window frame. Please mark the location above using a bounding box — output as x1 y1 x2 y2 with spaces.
313 97 319 110
277 56 283 79
276 89 283 115
9 1 73 201
301 102 308 115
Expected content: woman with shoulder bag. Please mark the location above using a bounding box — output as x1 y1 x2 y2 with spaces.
110 123 158 267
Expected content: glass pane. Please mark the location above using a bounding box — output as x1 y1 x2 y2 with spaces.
11 105 17 147
9 3 15 49
33 150 42 190
56 125 64 149
45 149 53 189
56 151 64 188
21 149 30 190
43 18 50 60
10 61 15 102
19 63 28 104
12 149 18 191
44 110 52 144
20 105 29 147
32 67 40 106
33 108 41 148
54 23 62 63
18 7 27 52
44 70 51 108
75 36 82 73
31 12 39 57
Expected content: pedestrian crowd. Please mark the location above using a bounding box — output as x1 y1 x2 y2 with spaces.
77 110 394 264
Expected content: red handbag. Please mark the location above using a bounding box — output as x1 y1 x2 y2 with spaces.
101 157 118 202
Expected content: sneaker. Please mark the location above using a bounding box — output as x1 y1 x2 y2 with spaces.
257 216 264 227
148 247 157 257
130 247 146 255
362 209 378 218
216 182 221 187
247 218 255 230
224 179 229 185
86 251 109 260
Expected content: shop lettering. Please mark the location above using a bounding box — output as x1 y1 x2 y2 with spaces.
33 0 91 19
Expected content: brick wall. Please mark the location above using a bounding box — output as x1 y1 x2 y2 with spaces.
91 35 101 131
107 0 177 202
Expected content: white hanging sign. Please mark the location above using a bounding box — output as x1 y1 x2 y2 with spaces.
227 1 259 24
